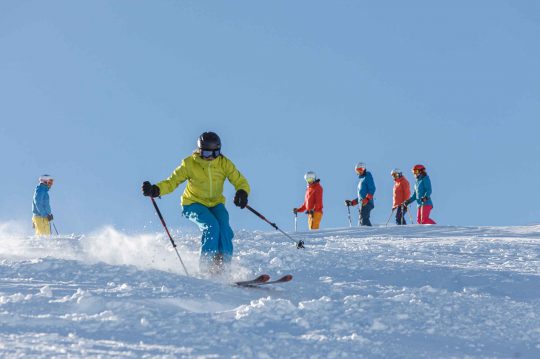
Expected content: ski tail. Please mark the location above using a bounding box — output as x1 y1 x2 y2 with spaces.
260 274 293 285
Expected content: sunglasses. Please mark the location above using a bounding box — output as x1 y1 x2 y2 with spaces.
201 149 221 159
356 168 365 173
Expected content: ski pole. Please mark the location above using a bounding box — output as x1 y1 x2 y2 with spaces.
358 205 362 227
52 222 59 235
408 205 414 224
149 197 189 276
246 205 304 249
346 204 352 227
385 208 395 227
294 212 298 233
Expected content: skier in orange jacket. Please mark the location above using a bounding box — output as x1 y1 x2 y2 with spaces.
293 171 323 230
391 168 411 225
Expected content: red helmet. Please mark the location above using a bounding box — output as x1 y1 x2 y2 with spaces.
412 164 426 172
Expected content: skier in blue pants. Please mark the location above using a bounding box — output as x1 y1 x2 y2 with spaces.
182 203 234 262
142 132 250 273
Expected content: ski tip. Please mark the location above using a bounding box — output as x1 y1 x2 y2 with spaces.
258 274 271 282
281 274 293 281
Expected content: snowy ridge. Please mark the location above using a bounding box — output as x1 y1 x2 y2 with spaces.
1 223 539 358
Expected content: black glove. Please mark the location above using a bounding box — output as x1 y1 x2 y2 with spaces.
142 181 160 197
345 200 352 206
47 214 54 221
306 210 314 215
403 200 410 208
293 208 298 214
234 189 248 209
421 196 429 203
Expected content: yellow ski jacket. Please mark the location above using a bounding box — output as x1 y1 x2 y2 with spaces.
156 153 250 207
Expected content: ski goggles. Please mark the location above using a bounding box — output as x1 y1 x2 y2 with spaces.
355 167 365 174
306 177 316 184
201 149 221 159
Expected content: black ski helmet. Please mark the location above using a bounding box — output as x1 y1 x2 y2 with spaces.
197 132 221 150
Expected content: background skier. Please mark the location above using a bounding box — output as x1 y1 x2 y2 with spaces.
391 168 411 225
404 164 436 224
32 175 54 236
293 171 323 230
142 131 250 273
345 162 376 226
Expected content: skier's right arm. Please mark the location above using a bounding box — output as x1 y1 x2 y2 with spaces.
156 160 189 196
406 191 417 205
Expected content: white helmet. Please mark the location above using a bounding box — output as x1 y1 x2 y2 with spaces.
355 162 366 173
39 174 54 183
304 171 317 183
390 168 402 176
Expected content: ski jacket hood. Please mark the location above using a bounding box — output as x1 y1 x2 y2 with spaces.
297 180 323 213
32 183 51 217
157 153 250 208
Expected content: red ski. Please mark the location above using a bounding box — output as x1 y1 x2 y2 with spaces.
235 274 292 287
235 274 270 287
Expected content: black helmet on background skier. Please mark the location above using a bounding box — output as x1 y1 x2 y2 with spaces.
197 132 221 150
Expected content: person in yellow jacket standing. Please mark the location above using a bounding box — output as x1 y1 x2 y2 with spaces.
142 132 250 273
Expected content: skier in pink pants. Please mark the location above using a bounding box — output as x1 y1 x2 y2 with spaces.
404 164 436 225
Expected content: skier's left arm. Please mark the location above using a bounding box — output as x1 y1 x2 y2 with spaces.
34 190 51 216
362 173 375 203
422 176 432 201
305 189 316 213
225 158 250 194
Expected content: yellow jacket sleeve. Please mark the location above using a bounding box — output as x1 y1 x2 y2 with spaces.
224 157 250 194
156 159 189 196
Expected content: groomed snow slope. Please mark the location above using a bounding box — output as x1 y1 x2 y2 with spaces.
1 223 539 358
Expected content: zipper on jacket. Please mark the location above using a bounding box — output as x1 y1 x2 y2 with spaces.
208 164 213 198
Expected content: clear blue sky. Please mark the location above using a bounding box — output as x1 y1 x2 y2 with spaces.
1 1 539 234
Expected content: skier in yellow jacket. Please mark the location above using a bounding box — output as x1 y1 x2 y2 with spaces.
142 132 250 273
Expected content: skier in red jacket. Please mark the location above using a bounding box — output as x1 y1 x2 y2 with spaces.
293 171 323 230
391 168 411 225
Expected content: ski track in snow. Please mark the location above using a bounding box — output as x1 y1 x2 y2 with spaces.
1 223 540 358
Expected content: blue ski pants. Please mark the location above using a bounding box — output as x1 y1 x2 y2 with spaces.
182 203 234 264
395 205 407 225
360 202 374 226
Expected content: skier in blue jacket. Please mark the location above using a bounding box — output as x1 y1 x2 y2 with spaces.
345 162 376 226
32 175 54 236
404 164 436 224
